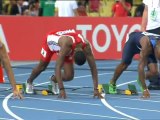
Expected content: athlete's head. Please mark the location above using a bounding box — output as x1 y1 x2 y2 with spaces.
74 50 86 66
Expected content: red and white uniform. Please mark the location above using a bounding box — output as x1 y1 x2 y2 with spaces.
40 29 86 62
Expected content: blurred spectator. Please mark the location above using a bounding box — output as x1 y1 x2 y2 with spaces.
28 0 35 5
126 0 133 7
88 0 100 12
3 0 16 15
39 0 55 16
88 0 100 16
10 0 26 15
29 0 39 16
134 2 145 17
112 0 131 17
23 9 30 16
54 0 78 17
141 0 160 33
0 0 2 14
23 0 29 9
77 1 87 16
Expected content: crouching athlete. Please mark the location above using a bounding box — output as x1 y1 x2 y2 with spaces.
26 29 103 99
108 32 160 98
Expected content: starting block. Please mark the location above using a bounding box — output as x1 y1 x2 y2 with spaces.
16 83 54 96
34 89 53 96
98 83 138 95
16 84 23 92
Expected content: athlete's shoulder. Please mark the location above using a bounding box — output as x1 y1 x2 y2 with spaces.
55 29 76 35
47 29 77 35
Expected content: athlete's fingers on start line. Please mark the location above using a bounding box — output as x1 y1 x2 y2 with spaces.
58 90 67 99
93 90 104 99
141 90 150 99
13 93 24 99
141 95 150 99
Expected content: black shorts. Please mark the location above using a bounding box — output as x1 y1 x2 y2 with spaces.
122 32 157 65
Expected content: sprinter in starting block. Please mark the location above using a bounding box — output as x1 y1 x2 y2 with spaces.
107 32 160 98
25 29 103 99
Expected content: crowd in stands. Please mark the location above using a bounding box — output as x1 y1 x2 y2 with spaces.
0 0 144 17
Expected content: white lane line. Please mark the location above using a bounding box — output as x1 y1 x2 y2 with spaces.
107 96 160 103
1 69 135 120
9 63 135 78
115 106 160 113
67 92 93 96
34 82 49 86
0 86 11 89
0 118 14 120
0 94 5 97
101 94 139 120
100 79 140 120
96 65 138 69
117 80 137 87
25 97 101 106
13 70 54 77
11 61 39 66
11 105 127 120
2 73 104 120
2 93 23 120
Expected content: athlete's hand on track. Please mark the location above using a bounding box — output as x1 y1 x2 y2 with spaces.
141 89 150 99
13 89 24 99
58 89 67 99
93 89 104 99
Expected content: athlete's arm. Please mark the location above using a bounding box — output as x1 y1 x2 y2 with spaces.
84 42 98 89
138 37 150 98
0 40 23 99
55 37 72 98
83 42 103 98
